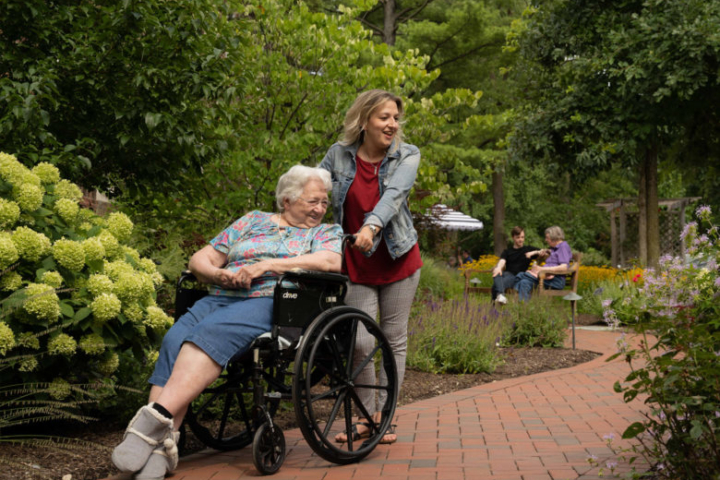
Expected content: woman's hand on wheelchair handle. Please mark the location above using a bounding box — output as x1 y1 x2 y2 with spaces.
352 227 374 252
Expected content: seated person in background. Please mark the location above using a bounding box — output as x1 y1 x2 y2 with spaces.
460 249 474 264
492 226 541 305
111 165 342 480
447 255 459 269
513 225 572 302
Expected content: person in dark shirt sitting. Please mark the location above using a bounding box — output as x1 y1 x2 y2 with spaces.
491 226 542 305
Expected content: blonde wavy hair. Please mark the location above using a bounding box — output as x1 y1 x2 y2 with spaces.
340 89 404 152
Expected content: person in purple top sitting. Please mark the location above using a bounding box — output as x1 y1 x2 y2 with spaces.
513 225 572 302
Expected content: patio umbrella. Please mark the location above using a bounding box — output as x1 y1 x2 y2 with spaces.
427 204 484 231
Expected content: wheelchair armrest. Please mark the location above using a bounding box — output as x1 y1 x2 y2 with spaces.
278 270 348 284
177 270 198 288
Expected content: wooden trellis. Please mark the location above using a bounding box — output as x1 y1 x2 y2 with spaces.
596 197 700 267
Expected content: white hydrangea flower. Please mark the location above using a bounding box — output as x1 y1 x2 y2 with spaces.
23 283 60 322
32 162 61 184
79 333 106 355
0 198 20 228
146 350 159 365
18 357 39 372
107 212 133 242
13 183 43 212
0 236 19 270
52 238 85 271
121 245 140 264
12 227 51 262
40 271 63 288
97 352 120 376
103 259 134 281
123 302 145 323
82 237 106 262
91 293 122 322
97 231 121 258
0 322 16 355
54 198 80 223
0 152 30 185
143 306 173 332
87 274 114 297
0 271 23 291
48 378 72 400
47 333 77 356
138 258 158 274
113 272 145 302
17 332 40 350
54 179 83 202
151 271 164 287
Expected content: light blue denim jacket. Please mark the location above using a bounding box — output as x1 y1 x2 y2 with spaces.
319 140 420 260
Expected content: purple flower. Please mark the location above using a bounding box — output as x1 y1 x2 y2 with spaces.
715 277 720 288
602 299 613 308
696 204 712 221
681 222 698 241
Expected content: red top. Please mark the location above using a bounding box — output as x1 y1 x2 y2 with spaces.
343 155 422 285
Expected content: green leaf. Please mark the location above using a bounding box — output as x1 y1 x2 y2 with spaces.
74 307 92 322
622 422 646 439
60 302 74 318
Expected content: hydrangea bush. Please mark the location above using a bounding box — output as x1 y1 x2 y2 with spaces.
0 152 170 394
609 205 720 479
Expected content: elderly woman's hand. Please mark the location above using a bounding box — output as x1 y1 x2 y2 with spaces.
213 268 242 289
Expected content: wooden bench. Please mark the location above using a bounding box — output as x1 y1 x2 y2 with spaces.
464 252 582 309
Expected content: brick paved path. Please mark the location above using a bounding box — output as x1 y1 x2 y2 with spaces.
106 328 650 480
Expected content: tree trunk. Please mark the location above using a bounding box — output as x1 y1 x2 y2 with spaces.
646 146 660 268
492 170 506 257
383 0 396 45
637 158 647 266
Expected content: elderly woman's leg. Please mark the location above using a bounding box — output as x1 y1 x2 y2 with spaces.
113 296 273 474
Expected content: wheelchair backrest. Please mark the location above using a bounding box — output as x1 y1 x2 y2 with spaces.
272 270 347 328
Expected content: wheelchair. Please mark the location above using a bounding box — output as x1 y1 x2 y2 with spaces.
173 242 398 475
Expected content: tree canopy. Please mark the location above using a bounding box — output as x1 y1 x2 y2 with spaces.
1 0 245 196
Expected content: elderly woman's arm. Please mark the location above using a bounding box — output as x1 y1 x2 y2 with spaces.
235 250 341 289
188 245 243 290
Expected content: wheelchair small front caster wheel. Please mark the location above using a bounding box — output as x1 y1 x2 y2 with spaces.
252 422 286 475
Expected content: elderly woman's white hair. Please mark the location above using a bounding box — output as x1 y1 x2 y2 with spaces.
545 225 565 241
276 165 332 212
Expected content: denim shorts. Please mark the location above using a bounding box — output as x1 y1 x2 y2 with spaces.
148 295 274 387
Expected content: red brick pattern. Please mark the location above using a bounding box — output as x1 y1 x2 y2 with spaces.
105 329 650 480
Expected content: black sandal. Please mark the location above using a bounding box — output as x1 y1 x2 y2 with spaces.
379 424 398 444
334 421 371 443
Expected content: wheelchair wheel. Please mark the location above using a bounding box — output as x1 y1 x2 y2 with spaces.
252 422 286 475
292 307 398 465
185 357 285 451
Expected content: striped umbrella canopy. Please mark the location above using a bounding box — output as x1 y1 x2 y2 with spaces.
427 204 484 231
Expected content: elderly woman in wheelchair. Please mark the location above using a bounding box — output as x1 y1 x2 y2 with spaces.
111 165 343 479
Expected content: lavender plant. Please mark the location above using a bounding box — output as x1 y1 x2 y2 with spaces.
407 295 505 374
0 152 170 393
609 205 720 479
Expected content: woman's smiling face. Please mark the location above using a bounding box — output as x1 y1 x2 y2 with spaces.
363 100 400 151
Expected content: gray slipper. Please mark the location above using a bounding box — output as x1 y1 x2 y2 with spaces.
112 404 174 473
134 430 180 480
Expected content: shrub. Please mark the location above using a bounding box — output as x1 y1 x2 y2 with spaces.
407 296 505 374
610 205 720 479
501 296 568 348
417 253 465 300
0 152 170 396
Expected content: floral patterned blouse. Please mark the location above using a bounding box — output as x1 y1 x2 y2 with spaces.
208 211 342 297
